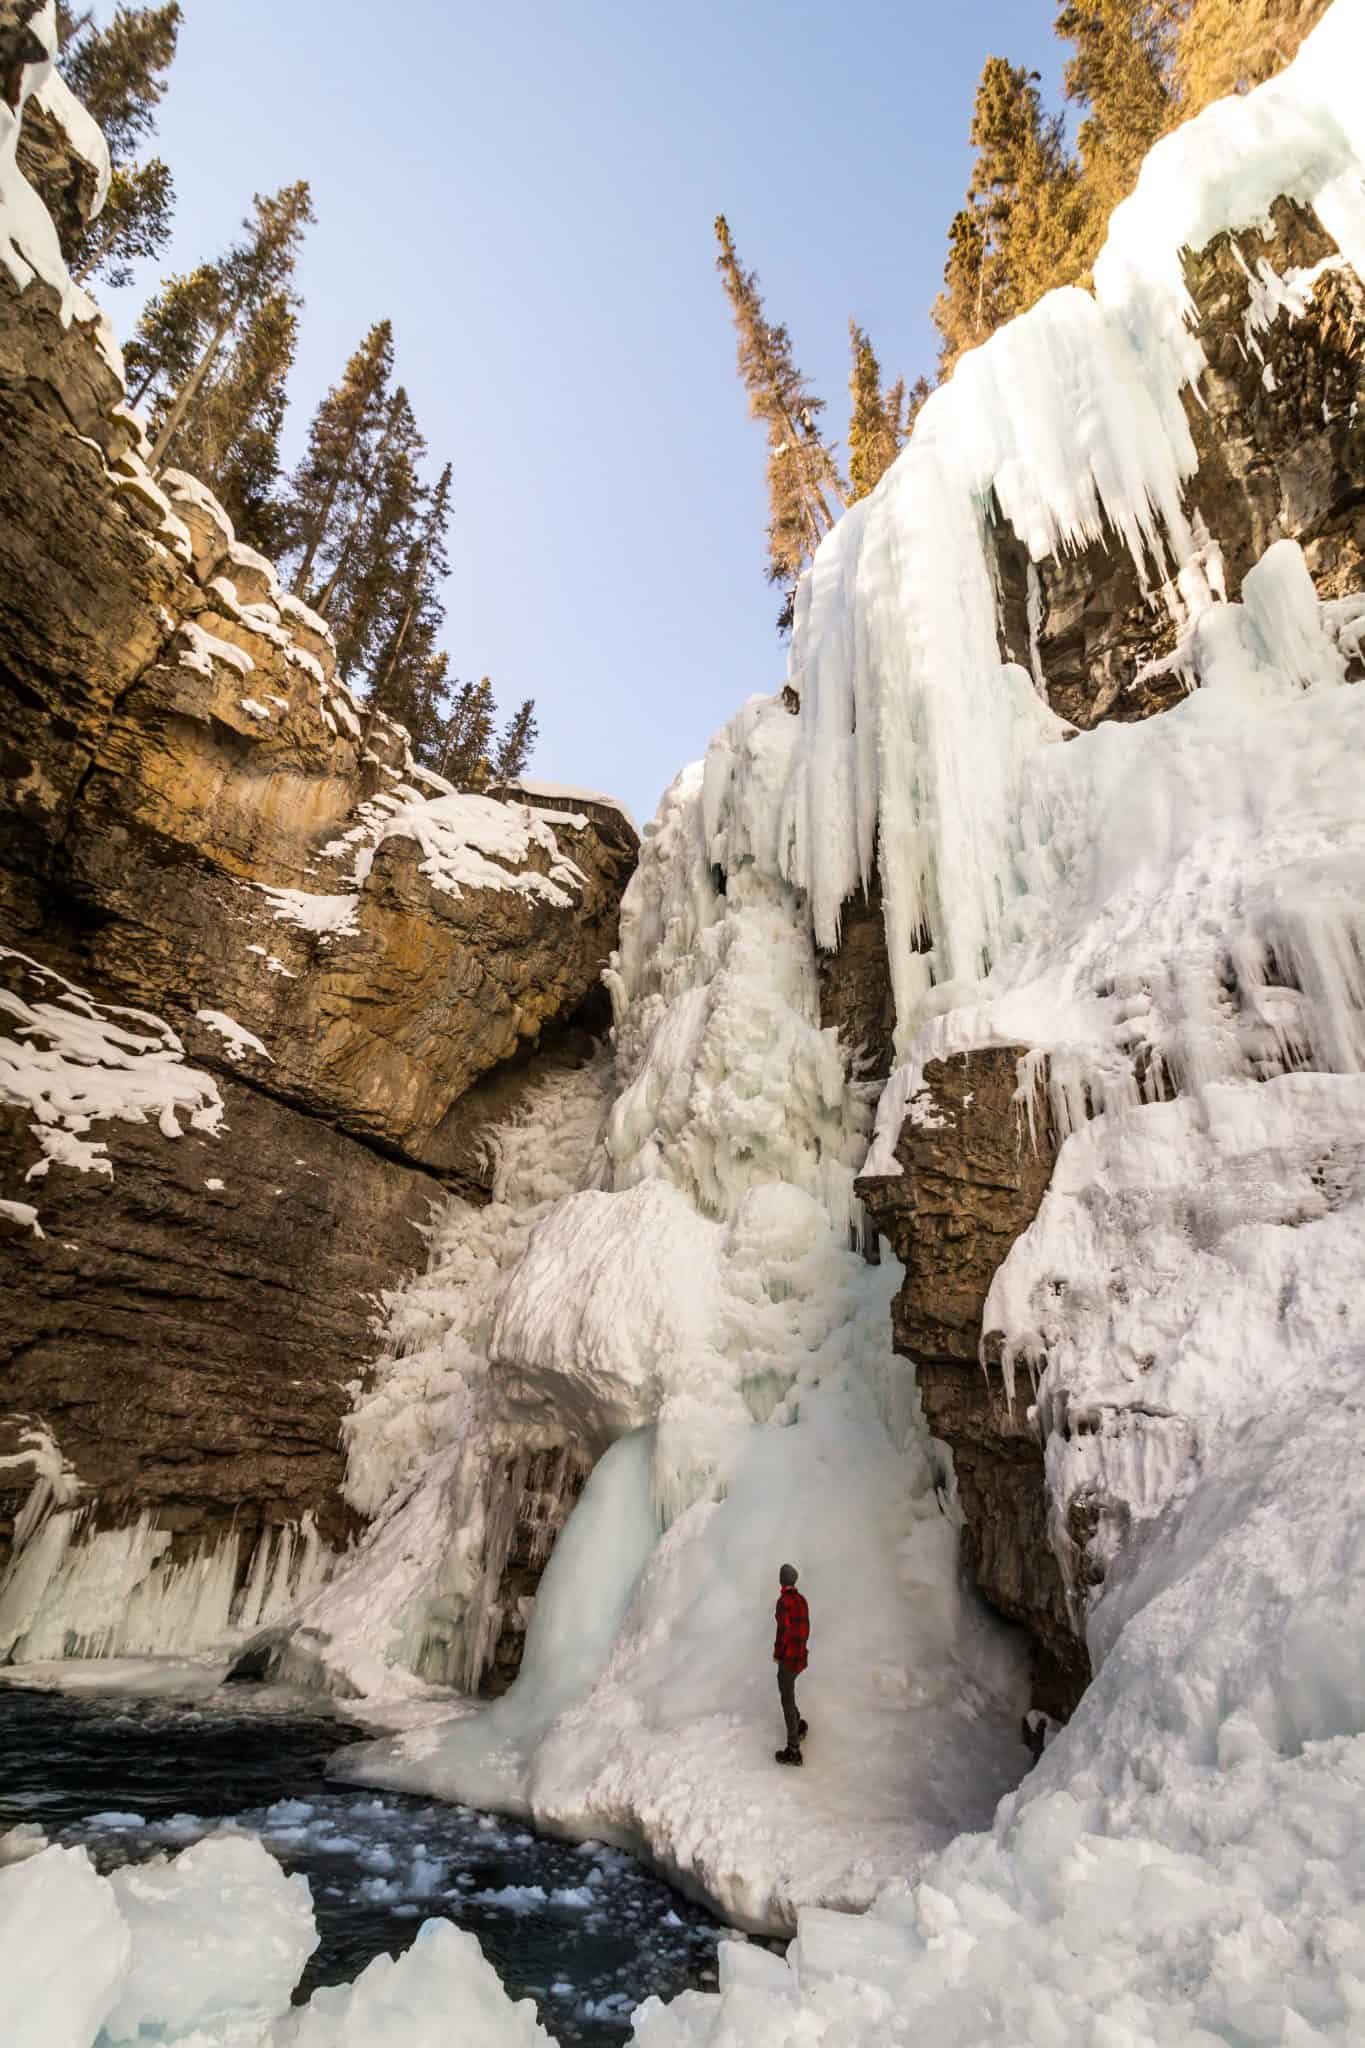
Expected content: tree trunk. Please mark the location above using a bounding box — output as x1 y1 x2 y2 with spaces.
149 302 235 473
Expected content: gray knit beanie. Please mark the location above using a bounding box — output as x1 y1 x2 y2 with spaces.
779 1563 798 1587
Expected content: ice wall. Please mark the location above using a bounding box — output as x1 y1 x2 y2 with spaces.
0 1505 331 1664
760 1 1365 1064
623 4 1365 2033
305 737 1029 1928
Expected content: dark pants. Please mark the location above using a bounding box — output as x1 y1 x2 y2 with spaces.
777 1662 802 1750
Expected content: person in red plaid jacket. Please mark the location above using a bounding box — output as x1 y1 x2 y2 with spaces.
773 1563 810 1765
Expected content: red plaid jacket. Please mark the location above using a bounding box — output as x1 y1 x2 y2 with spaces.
773 1587 810 1672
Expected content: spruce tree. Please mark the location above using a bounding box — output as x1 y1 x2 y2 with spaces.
434 676 497 787
328 390 426 679
933 59 1082 374
1176 0 1331 108
136 180 314 473
494 700 538 783
314 385 423 632
847 321 901 502
56 3 182 289
172 290 298 554
713 215 844 628
124 264 222 410
367 462 453 731
1055 1 1177 266
284 321 394 598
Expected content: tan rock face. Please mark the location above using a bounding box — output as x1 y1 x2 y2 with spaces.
994 197 1365 729
0 1083 441 1568
0 127 637 1563
856 1051 1086 1717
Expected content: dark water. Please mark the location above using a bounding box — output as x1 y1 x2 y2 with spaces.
0 1681 731 2042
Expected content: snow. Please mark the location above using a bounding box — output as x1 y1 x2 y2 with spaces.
506 776 640 835
228 540 282 603
0 1832 551 2047
258 886 361 940
176 620 255 680
331 790 588 906
984 1073 1365 1646
5 2 1365 2036
0 1843 129 2048
240 696 272 720
0 1197 43 1236
0 947 224 1225
0 4 119 374
113 462 193 560
195 1009 272 1063
277 590 336 649
287 748 1028 1928
103 1834 315 2041
285 644 326 685
623 7 1365 2036
207 577 292 649
161 467 234 550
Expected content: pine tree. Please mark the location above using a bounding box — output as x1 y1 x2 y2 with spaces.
328 390 426 679
847 321 902 502
134 180 314 474
1176 0 1332 109
1055 1 1178 269
713 215 844 629
57 3 182 289
903 374 934 438
283 321 394 598
124 264 222 411
172 290 298 554
314 385 423 633
494 700 538 783
367 462 453 731
933 59 1082 374
433 676 497 787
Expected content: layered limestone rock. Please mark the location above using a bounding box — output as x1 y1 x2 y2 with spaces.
0 38 636 1606
855 1051 1083 1717
994 198 1365 730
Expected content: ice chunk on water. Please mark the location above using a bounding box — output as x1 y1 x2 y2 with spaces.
103 1834 316 2042
275 1919 552 2045
0 1844 130 2048
0 1833 561 2047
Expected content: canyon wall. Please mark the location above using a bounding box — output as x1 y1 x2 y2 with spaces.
830 197 1365 1715
0 31 635 1611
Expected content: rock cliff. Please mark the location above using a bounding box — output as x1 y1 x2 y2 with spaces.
0 30 635 1608
837 193 1365 1718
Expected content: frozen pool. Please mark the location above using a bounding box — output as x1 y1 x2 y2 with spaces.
0 1679 736 2043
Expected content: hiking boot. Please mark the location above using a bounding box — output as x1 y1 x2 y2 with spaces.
775 1747 803 1766
797 1719 808 1740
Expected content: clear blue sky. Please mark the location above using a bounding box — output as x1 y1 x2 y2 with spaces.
104 1 1064 824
